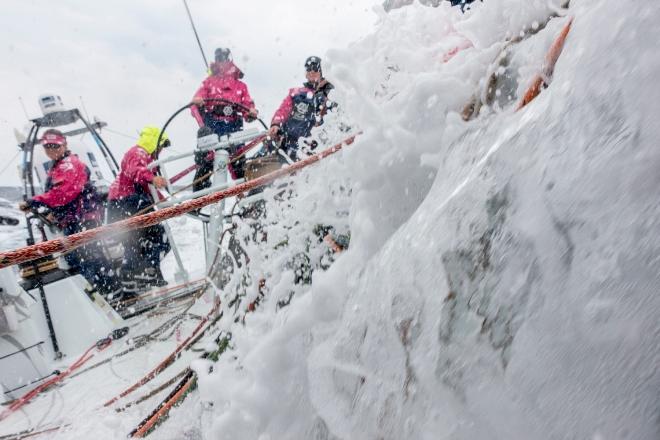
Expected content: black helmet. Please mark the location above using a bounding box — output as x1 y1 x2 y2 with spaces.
305 56 322 72
215 48 232 62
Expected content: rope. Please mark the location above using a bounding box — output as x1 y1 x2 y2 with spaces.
128 251 270 436
115 368 189 413
1 371 58 397
128 334 231 438
0 424 68 440
109 277 208 309
127 202 276 436
0 338 113 422
0 278 211 431
102 299 220 407
517 17 573 110
130 370 196 438
0 134 358 269
0 341 44 362
68 288 204 381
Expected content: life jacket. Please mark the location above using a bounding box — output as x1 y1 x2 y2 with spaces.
277 80 334 141
283 87 318 140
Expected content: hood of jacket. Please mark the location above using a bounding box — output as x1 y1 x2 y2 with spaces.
137 126 168 155
209 60 244 79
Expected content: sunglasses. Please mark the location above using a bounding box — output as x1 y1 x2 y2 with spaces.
43 143 63 150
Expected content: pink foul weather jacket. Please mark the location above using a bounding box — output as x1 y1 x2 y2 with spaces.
270 85 316 127
190 61 256 127
108 145 156 200
31 152 98 226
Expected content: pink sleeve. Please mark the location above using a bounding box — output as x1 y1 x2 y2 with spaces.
191 81 209 127
124 150 155 185
271 90 294 126
240 82 255 110
33 159 87 207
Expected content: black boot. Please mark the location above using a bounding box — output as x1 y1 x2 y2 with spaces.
152 266 168 287
106 276 141 311
99 284 123 303
120 269 142 294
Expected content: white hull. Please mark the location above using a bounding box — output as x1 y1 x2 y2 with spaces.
0 267 121 404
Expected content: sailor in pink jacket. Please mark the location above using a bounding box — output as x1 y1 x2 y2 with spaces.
107 142 168 200
107 126 171 292
267 56 335 161
190 48 259 181
26 145 96 226
19 129 121 297
190 48 258 133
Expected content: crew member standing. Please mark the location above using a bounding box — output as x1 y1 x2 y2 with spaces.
107 126 171 292
191 47 258 181
267 56 335 161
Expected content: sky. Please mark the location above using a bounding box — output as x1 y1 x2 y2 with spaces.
0 0 382 185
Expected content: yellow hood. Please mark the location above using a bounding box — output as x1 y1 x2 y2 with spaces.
137 126 168 154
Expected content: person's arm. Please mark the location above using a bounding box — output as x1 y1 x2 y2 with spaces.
315 80 336 126
124 150 156 186
31 159 87 207
239 82 259 121
271 90 294 128
240 82 255 111
126 151 168 188
191 80 209 127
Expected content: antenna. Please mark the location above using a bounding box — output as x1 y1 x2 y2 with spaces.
79 95 92 121
18 97 30 119
182 0 209 71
